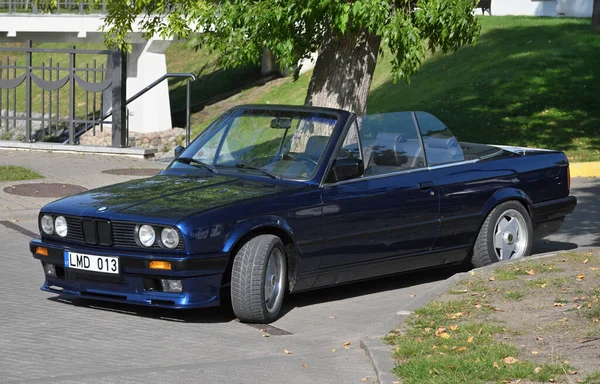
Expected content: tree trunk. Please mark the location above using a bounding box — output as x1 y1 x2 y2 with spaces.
304 28 381 115
594 0 600 32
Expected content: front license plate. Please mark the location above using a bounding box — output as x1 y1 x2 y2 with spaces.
64 252 119 274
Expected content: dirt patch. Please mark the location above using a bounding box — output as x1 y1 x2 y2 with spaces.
408 251 600 383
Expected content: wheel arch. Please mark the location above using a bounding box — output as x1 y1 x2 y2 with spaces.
481 187 533 224
221 218 299 293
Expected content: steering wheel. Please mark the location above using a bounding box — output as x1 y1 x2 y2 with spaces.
293 157 318 167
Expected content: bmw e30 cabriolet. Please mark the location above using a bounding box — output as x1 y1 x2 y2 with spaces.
30 105 577 323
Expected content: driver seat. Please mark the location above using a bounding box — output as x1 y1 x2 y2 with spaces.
302 136 329 162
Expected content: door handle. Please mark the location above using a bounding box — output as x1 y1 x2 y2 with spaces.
418 181 434 191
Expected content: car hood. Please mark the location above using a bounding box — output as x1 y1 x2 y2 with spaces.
41 174 301 222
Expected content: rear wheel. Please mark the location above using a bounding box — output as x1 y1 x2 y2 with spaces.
471 201 533 268
231 234 287 323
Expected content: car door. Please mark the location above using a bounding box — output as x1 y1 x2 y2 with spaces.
319 113 440 270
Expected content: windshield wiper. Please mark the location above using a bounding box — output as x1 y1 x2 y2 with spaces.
173 157 217 173
234 163 280 179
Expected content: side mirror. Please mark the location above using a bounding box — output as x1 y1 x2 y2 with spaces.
174 145 185 158
330 158 363 182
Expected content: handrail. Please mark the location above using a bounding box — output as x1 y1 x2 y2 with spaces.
77 72 196 146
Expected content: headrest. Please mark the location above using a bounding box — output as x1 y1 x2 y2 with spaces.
372 132 408 166
304 136 329 159
427 136 459 149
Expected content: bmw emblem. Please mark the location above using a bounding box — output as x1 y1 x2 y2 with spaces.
97 206 108 213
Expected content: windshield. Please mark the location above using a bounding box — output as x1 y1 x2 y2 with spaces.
171 108 338 180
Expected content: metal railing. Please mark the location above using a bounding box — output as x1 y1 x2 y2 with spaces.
0 0 106 14
78 73 196 146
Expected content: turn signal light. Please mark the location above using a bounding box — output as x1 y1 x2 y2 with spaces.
36 247 48 256
149 260 172 270
567 165 571 190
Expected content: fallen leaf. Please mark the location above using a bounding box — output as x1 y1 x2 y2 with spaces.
493 362 500 369
577 274 585 280
301 364 308 368
262 334 270 337
409 294 416 297
493 307 502 311
536 337 544 341
446 312 464 319
416 337 423 342
584 259 589 264
503 356 519 364
526 269 536 275
531 351 539 355
537 283 547 288
429 370 433 375
534 367 542 374
284 349 292 354
331 349 336 352
471 271 476 276
559 318 568 322
456 346 467 352
553 302 566 307
591 267 599 271
439 332 451 339
478 327 483 334
328 316 336 319
342 341 351 347
549 379 555 382
449 325 459 331
593 318 599 323
361 378 368 381
467 336 474 343
489 276 495 281
474 304 482 309
435 327 447 336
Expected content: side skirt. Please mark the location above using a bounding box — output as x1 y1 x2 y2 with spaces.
292 246 470 293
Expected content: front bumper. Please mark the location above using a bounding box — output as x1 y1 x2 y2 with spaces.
29 239 229 309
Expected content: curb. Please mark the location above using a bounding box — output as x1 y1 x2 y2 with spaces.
570 161 600 178
359 247 598 384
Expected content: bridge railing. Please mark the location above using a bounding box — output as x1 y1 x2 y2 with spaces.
0 0 106 14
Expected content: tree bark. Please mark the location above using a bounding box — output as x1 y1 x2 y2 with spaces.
594 0 600 32
304 28 381 115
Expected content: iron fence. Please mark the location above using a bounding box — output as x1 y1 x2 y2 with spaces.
0 41 117 144
0 0 106 14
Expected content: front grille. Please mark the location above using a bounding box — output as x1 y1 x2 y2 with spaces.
48 215 184 250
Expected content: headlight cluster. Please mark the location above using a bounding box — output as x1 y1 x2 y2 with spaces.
135 224 180 249
40 214 68 237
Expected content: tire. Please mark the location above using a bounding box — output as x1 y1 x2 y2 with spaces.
231 234 287 323
471 201 533 268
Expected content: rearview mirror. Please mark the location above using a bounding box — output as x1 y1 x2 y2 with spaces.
330 158 363 182
174 145 185 158
270 117 292 129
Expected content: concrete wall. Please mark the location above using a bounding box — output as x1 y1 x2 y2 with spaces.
491 0 593 17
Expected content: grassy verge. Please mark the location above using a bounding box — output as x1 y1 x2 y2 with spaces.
189 16 600 162
0 165 44 181
385 251 600 383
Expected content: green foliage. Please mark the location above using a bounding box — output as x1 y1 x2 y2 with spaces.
103 0 480 84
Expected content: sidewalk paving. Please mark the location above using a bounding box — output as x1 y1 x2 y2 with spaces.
0 149 168 220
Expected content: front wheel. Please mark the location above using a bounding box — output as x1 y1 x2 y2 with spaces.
231 235 287 323
471 201 533 268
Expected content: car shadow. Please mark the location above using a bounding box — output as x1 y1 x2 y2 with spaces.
47 262 471 324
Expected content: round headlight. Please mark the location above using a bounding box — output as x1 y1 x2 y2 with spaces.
55 216 68 237
41 215 54 235
138 225 155 247
161 227 180 249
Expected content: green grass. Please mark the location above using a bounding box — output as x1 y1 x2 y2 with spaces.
385 299 568 384
190 16 600 161
0 165 43 181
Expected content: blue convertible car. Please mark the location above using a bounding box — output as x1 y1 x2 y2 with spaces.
30 105 576 323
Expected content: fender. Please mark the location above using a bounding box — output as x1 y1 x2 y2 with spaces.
222 215 297 254
481 187 533 220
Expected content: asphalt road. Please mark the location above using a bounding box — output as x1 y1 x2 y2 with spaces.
0 177 597 384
